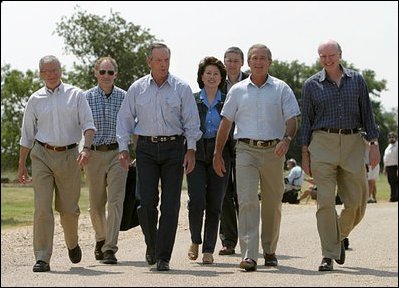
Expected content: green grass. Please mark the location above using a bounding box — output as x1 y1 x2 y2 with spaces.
0 173 392 229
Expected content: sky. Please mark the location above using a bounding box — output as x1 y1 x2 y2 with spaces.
1 1 398 111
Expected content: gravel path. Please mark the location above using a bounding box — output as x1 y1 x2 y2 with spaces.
1 193 397 287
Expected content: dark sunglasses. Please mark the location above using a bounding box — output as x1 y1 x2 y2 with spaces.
98 70 115 76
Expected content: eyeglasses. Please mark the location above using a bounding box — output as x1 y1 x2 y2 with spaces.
98 70 115 76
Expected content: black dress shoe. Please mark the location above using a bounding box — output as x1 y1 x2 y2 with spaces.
68 244 82 264
264 253 278 266
318 257 333 271
95 240 105 260
335 240 346 265
145 246 156 265
239 258 257 271
156 259 170 271
343 237 349 250
103 250 118 264
33 260 50 272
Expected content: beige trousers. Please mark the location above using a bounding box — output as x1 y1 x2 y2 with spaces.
235 141 285 262
309 131 367 259
85 150 127 253
30 143 81 263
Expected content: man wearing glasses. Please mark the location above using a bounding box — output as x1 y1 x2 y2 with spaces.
84 56 128 265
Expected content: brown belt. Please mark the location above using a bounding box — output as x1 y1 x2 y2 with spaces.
91 143 119 151
36 140 77 151
238 138 279 148
139 135 182 143
320 128 359 135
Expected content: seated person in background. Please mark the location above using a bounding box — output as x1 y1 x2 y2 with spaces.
299 178 317 202
282 159 304 204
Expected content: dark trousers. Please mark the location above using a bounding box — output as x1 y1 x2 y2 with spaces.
219 161 239 249
187 156 230 253
386 165 398 202
136 138 185 262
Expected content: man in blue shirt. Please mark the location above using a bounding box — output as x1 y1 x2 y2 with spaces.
116 43 202 271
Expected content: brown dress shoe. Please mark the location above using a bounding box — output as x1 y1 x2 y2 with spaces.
319 257 333 271
219 246 235 255
239 258 257 272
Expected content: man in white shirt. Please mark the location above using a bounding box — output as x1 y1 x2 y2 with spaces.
383 132 398 202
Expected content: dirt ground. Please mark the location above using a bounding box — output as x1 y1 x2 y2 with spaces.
1 193 398 287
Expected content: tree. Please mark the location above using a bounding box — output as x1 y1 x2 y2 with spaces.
1 65 41 171
54 6 160 90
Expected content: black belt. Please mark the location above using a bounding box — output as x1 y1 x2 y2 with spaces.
320 128 359 135
139 135 182 143
36 140 77 151
91 143 119 151
238 138 279 148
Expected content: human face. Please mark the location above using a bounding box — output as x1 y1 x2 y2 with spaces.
201 65 222 89
318 43 341 72
388 133 397 144
224 52 243 77
40 62 61 90
95 60 117 90
148 47 170 84
248 47 271 77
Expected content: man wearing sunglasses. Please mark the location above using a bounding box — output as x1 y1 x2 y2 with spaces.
84 56 128 265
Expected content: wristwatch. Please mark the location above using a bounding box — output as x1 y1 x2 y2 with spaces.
284 135 293 142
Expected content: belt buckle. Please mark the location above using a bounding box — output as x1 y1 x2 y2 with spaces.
338 129 343 134
256 141 264 147
150 136 158 143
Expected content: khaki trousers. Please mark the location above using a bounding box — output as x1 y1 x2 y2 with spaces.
309 131 367 259
235 141 285 262
30 143 81 263
85 150 127 253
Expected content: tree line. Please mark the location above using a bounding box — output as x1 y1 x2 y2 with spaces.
1 7 397 171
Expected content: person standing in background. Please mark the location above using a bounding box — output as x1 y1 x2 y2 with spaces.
218 47 249 256
383 131 398 202
300 39 380 272
213 44 300 272
18 55 95 272
116 43 202 271
187 56 231 265
85 56 128 264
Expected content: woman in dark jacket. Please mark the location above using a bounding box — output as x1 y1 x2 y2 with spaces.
186 56 232 264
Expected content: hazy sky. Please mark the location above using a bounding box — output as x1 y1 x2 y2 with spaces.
1 1 398 111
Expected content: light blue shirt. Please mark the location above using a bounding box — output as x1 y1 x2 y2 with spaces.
116 73 202 151
20 82 95 148
221 75 300 140
286 166 304 187
200 89 222 139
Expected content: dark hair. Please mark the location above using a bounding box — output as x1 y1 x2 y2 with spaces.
196 56 226 89
147 43 171 59
224 47 244 62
